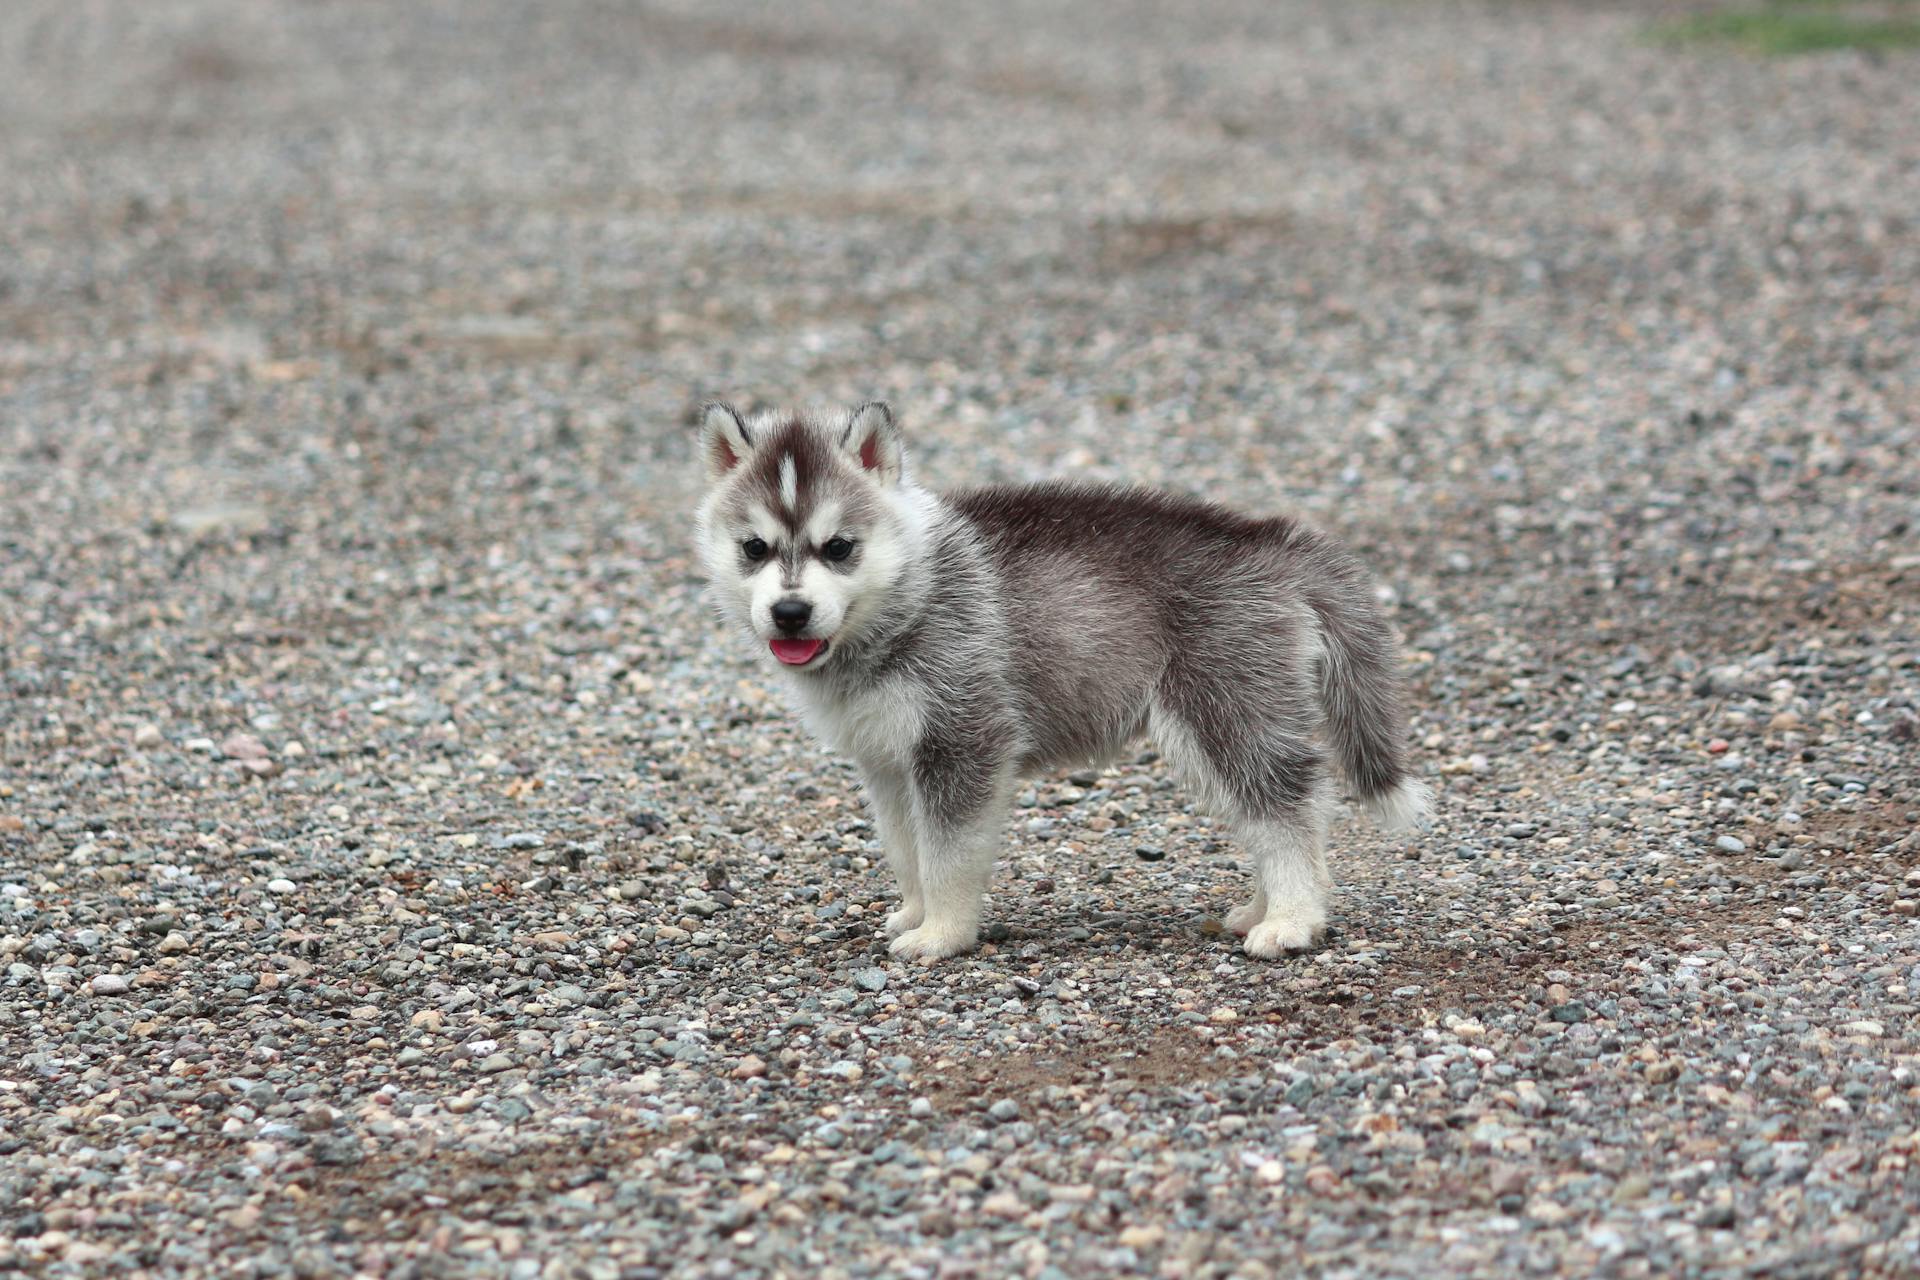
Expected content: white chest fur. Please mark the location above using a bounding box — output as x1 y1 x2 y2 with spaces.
791 675 927 773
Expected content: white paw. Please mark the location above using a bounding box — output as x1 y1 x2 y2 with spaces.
884 905 924 938
1243 913 1326 959
1223 899 1267 936
887 920 979 963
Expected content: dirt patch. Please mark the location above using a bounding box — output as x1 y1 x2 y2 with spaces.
166 43 251 88
1789 559 1919 633
1674 866 1810 923
1371 936 1588 1010
1271 920 1668 1027
636 10 1102 113
922 926 1682 1104
290 1124 670 1228
925 1035 1239 1111
1579 557 1917 664
1093 213 1299 272
1800 797 1918 862
634 9 869 66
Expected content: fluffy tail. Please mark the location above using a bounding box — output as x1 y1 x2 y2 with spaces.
1310 582 1430 832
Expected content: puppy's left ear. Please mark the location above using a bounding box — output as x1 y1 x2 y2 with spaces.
841 401 903 486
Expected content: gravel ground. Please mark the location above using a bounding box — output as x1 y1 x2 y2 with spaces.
3 1 1918 1276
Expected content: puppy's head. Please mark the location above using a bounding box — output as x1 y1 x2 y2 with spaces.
695 401 916 672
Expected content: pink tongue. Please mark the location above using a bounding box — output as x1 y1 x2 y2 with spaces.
770 638 824 666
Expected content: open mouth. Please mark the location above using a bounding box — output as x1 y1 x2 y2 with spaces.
769 637 827 667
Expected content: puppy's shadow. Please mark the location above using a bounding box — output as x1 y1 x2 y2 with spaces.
982 905 1334 956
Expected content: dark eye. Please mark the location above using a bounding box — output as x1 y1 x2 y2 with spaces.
742 537 768 562
822 537 855 562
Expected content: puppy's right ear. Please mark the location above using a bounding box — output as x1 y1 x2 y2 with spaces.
700 402 754 482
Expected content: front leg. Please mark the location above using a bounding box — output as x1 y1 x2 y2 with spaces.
888 733 1015 963
860 768 924 937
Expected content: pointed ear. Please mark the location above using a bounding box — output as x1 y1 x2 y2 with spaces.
699 402 754 482
840 401 903 486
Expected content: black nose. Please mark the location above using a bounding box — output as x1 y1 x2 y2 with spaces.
771 599 812 634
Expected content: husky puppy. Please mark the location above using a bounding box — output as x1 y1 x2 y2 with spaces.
695 401 1428 961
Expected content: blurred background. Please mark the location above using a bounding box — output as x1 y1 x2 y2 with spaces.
2 1 1914 664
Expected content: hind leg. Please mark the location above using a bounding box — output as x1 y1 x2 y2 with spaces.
1150 654 1334 958
1203 762 1332 955
1236 774 1334 957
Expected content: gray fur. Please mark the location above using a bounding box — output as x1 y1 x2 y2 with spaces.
696 403 1429 961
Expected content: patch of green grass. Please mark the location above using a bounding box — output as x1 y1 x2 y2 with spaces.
1656 5 1920 54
